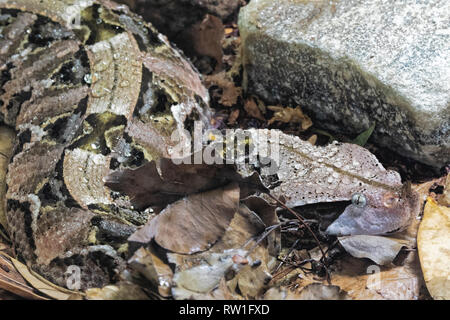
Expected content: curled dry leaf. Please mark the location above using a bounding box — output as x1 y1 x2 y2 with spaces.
267 106 312 131
417 197 450 300
129 183 240 254
338 235 408 265
241 196 280 257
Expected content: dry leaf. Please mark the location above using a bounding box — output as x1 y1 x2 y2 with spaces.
439 173 450 206
167 200 280 300
228 109 240 125
417 197 450 299
307 134 317 145
296 283 350 300
86 283 149 300
338 235 408 265
244 98 265 121
127 246 173 297
9 256 73 300
129 183 240 254
204 71 241 107
106 155 267 210
0 254 48 300
264 284 350 300
181 14 224 72
170 250 243 299
267 106 312 130
330 253 423 300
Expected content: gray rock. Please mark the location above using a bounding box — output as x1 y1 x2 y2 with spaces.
119 0 241 38
239 0 450 168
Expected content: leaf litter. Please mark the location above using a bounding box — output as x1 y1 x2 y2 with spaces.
1 0 449 301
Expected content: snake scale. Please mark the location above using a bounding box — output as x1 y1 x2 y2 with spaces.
0 0 211 290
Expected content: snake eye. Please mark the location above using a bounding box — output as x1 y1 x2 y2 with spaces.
351 193 367 208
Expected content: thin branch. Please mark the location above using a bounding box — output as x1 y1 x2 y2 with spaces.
266 193 326 259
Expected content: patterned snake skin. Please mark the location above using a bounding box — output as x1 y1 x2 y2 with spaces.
0 0 211 290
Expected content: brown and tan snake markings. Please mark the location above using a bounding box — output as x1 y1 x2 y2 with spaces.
0 0 211 289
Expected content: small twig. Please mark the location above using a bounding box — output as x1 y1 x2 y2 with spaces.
244 223 281 257
274 239 300 273
266 193 326 260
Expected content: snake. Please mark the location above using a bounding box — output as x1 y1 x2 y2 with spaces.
0 0 211 290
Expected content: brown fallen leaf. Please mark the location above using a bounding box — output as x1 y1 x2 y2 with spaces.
267 106 312 130
439 173 450 206
204 71 241 107
417 197 450 300
227 109 240 125
241 196 280 257
330 252 424 300
307 134 318 145
244 98 265 121
106 154 267 210
9 256 76 300
167 200 280 300
0 253 48 300
129 183 240 254
180 14 224 73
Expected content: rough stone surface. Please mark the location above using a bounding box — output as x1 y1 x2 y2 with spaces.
120 0 241 38
239 0 450 168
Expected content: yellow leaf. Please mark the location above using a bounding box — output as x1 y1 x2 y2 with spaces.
439 173 450 206
267 106 312 130
417 197 450 300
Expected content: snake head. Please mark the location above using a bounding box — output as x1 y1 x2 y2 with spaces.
326 182 420 236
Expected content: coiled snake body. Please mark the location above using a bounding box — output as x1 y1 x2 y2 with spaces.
0 0 210 289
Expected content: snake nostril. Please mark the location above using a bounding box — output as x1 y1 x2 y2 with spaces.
383 192 400 208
